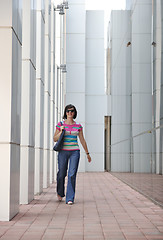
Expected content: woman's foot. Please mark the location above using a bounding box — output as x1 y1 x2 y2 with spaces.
67 201 73 205
57 194 62 202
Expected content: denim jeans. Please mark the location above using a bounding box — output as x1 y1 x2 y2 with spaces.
57 150 80 203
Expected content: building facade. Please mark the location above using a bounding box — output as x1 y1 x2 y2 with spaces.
0 0 106 221
0 0 162 221
108 0 163 174
0 0 67 221
66 0 109 172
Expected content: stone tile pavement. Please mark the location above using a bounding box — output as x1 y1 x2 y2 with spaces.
112 172 163 208
0 172 163 240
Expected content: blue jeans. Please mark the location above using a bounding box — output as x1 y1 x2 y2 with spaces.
57 150 80 203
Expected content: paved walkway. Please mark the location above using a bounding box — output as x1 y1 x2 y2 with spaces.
0 172 163 240
112 172 163 208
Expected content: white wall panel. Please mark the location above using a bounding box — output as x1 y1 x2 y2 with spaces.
112 96 131 124
131 0 152 173
66 4 85 34
111 68 131 96
132 94 152 123
66 34 85 63
0 29 12 142
132 34 151 63
66 93 85 123
132 4 152 34
66 64 85 93
111 140 131 154
86 11 104 39
132 123 153 136
133 134 152 153
111 153 130 172
12 32 22 144
133 153 151 173
10 144 20 219
43 150 50 188
86 39 104 67
20 147 29 204
0 0 22 219
35 148 43 194
85 96 106 124
85 124 104 153
34 0 45 195
0 144 10 220
110 10 131 172
111 124 131 144
78 152 85 172
111 10 131 39
85 153 104 172
85 10 105 172
86 68 105 95
20 0 36 204
111 39 131 68
43 0 51 188
132 64 152 93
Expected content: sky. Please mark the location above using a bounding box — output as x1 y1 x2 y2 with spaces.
85 0 126 47
86 0 126 23
55 0 126 22
55 0 126 46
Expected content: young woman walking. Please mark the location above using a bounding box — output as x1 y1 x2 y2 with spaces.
53 104 91 205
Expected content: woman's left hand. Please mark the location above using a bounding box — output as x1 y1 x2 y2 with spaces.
87 154 91 163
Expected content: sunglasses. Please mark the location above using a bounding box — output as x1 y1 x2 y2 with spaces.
66 109 75 113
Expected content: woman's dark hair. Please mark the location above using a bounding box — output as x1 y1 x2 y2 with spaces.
63 104 77 119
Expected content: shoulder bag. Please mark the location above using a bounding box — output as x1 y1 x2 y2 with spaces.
53 121 65 152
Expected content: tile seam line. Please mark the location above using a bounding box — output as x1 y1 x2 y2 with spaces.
88 173 106 239
102 173 148 239
40 199 61 239
95 172 127 240
61 202 71 240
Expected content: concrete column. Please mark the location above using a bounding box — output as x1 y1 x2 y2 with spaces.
55 7 63 124
110 10 131 172
131 0 152 172
85 10 106 172
66 0 86 171
43 0 51 188
49 2 55 184
54 14 59 176
0 0 22 220
20 0 36 204
34 0 45 195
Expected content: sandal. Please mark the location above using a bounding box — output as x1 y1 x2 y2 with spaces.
57 194 62 202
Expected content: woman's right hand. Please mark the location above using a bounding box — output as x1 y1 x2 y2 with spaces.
60 126 65 132
53 126 65 142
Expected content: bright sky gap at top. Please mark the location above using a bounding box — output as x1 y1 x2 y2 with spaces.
86 0 126 22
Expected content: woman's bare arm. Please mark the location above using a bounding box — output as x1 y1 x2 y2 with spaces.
78 129 91 162
53 126 64 142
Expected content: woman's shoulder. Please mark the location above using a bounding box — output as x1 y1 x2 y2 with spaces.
75 122 82 126
56 121 62 126
56 121 64 130
75 122 83 131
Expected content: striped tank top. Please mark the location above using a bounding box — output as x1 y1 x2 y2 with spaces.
56 121 82 151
